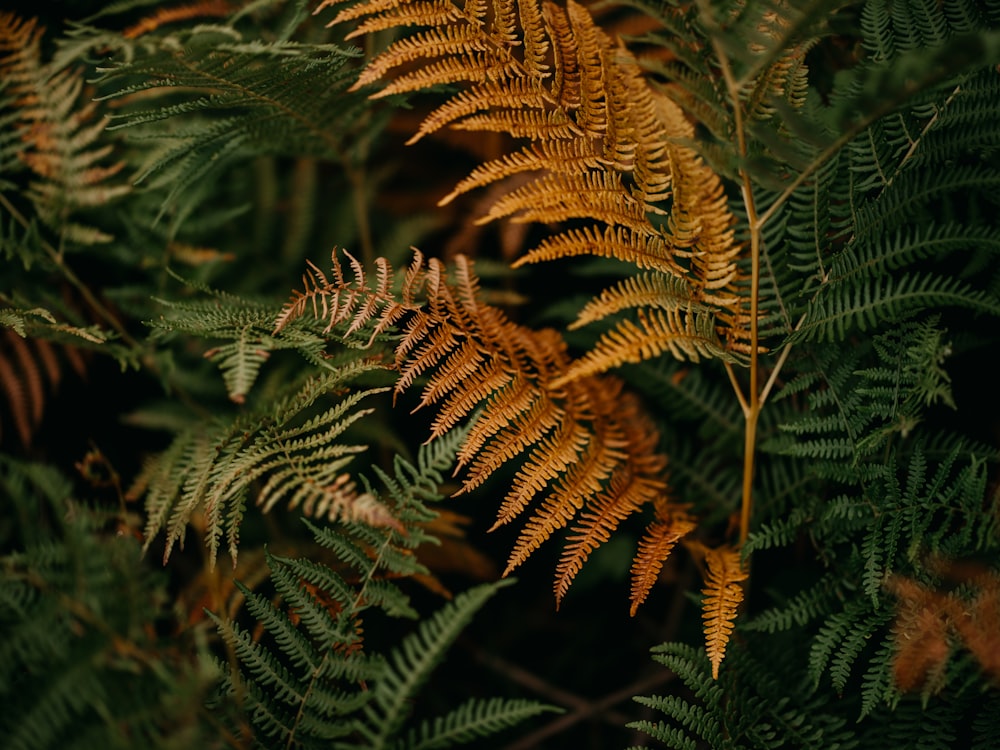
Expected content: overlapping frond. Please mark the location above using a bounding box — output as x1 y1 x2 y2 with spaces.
276 249 694 608
131 363 392 566
318 0 755 374
0 12 129 244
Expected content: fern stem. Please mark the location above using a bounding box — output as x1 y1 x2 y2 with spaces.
705 5 760 550
740 180 761 550
725 361 750 417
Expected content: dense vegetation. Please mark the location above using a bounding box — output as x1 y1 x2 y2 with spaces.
2 0 1000 747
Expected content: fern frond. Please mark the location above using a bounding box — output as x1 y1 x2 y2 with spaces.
405 697 555 750
0 12 129 244
362 579 514 746
319 0 755 363
133 365 390 566
278 250 680 609
696 543 748 680
95 16 369 218
629 502 698 616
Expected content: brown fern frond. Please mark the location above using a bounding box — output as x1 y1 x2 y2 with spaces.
275 249 428 345
696 542 748 679
514 226 684 276
570 273 699 330
0 328 85 449
441 139 602 204
887 568 1000 692
629 501 697 616
122 0 233 39
277 250 680 607
553 392 667 603
318 0 756 369
554 307 730 386
478 170 657 228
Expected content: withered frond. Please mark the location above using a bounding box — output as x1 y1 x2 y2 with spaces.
887 569 1000 694
555 307 731 386
320 0 755 368
274 248 431 345
570 273 699 330
696 542 748 679
629 502 698 616
278 250 683 607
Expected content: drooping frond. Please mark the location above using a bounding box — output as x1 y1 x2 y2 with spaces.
317 0 756 370
131 363 392 567
629 500 698 616
695 543 748 680
276 249 691 609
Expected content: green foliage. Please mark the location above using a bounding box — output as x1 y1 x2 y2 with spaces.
210 436 559 748
0 456 219 750
3 0 1000 748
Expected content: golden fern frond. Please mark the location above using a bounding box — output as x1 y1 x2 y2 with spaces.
554 307 728 387
553 393 667 603
0 12 129 244
319 0 756 378
696 542 748 679
629 501 698 616
276 250 684 609
514 226 685 276
570 273 700 329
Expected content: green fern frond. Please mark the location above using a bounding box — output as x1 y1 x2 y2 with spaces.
217 534 554 748
134 364 390 566
791 274 1000 344
403 696 556 750
0 455 217 750
91 15 371 219
149 285 345 403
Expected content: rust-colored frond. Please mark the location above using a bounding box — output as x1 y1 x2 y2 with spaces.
279 250 681 607
887 568 1000 693
696 542 748 679
629 501 697 616
274 248 430 345
553 394 668 604
122 0 232 39
319 0 755 365
0 326 87 449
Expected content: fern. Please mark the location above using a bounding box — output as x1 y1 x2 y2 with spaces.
0 455 217 750
276 248 696 609
212 437 558 748
132 361 394 566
